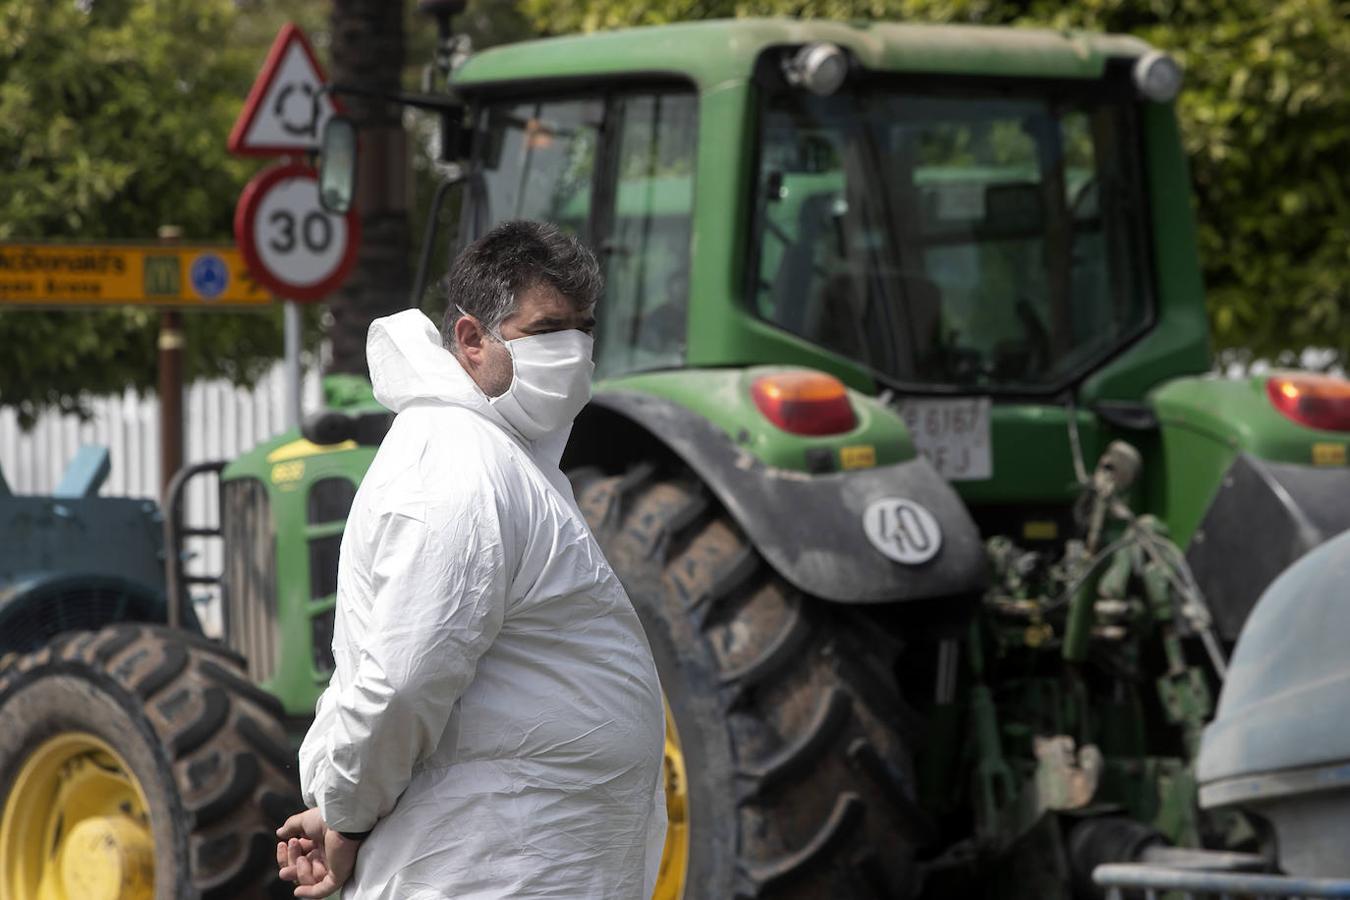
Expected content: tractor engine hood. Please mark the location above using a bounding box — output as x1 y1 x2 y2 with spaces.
1196 527 1350 877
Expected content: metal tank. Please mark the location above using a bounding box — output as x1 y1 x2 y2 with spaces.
1196 527 1350 879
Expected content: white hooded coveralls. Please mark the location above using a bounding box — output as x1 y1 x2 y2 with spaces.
298 310 667 899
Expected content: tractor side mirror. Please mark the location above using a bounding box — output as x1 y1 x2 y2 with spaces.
319 117 358 214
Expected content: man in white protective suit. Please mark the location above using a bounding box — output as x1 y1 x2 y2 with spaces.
275 220 667 899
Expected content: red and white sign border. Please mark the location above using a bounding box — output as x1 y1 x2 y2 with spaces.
227 23 344 158
233 161 360 303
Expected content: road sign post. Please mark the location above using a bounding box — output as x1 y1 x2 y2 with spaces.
284 302 303 430
229 23 359 425
235 163 358 430
157 226 186 501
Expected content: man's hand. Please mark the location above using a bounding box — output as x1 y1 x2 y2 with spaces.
275 807 362 899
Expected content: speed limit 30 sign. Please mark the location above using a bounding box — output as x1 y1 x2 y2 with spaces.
234 161 359 302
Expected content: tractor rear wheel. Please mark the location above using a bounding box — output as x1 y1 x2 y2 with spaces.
0 625 302 900
571 464 928 900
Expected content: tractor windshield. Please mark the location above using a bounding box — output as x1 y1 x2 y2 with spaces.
752 83 1151 391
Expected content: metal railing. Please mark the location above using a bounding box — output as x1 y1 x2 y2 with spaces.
1095 863 1350 899
163 460 228 629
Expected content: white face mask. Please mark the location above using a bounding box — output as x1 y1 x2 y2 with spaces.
488 329 595 441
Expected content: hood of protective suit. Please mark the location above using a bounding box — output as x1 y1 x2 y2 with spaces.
366 309 572 469
298 309 666 899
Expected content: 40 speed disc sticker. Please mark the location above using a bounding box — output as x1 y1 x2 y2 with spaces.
862 498 943 565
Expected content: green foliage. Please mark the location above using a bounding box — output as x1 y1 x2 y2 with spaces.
0 0 327 424
521 0 1350 366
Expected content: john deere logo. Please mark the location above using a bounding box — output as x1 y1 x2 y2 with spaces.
862 498 942 565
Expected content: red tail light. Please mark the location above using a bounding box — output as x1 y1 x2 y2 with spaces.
1266 374 1350 431
751 371 856 436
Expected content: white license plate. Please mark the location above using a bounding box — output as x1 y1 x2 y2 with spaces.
895 397 992 481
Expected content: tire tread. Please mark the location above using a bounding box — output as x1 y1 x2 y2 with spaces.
576 467 924 899
0 625 302 899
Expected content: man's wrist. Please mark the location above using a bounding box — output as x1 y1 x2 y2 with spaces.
337 829 371 842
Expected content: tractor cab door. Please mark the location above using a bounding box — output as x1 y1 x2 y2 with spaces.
460 85 698 379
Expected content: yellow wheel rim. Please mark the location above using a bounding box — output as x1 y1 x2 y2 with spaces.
0 733 155 900
654 697 689 900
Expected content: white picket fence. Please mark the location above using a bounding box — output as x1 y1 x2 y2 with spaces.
0 363 326 635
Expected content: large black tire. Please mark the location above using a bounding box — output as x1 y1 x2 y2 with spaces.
571 463 929 899
0 624 303 899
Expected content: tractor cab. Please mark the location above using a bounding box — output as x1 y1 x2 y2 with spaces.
317 18 1209 518
324 22 1196 388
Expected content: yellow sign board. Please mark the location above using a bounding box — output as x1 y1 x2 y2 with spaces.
0 243 272 308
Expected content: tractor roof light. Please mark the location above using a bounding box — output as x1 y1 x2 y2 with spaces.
751 371 857 436
1266 374 1350 432
784 42 849 96
1132 50 1184 103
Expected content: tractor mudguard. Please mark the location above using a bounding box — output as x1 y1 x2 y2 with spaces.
1185 454 1350 640
574 390 987 603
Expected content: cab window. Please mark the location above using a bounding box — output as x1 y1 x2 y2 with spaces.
468 86 697 379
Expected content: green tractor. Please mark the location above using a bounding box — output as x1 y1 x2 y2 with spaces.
6 7 1350 900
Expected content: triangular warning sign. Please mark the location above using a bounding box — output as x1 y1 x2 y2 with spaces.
228 23 342 157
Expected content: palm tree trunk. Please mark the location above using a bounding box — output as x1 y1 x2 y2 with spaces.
326 0 410 377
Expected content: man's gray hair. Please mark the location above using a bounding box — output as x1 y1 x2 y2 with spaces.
440 220 603 350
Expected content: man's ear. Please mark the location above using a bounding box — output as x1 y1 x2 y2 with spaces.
454 315 488 367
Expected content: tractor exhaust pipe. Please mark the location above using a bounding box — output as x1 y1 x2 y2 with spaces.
418 0 469 91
